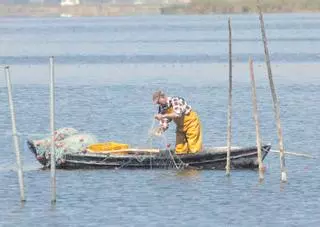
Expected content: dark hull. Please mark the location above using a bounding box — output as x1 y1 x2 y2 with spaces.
43 145 271 170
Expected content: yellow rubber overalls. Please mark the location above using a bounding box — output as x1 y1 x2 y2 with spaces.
165 106 203 154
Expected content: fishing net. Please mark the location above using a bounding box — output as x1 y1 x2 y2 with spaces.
28 127 98 167
28 124 186 170
134 120 187 170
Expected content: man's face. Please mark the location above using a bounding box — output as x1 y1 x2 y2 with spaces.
157 96 167 105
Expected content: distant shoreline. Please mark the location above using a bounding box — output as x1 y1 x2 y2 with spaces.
1 1 320 17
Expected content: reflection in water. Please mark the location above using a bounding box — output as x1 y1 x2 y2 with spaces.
280 181 287 192
20 201 26 209
175 169 200 179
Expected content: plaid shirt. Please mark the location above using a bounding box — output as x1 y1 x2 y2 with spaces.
158 96 192 130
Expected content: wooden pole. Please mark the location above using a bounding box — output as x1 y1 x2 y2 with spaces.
4 66 26 202
257 1 287 182
226 17 232 176
50 56 56 203
249 58 264 181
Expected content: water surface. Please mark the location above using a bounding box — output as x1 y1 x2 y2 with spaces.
0 14 319 226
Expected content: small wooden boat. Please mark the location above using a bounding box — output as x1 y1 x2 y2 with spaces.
27 140 271 170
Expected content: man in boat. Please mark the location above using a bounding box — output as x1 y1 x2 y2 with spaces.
152 90 203 154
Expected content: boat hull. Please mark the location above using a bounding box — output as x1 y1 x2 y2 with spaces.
51 145 271 170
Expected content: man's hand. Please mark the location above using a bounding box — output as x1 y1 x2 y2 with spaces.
154 114 164 121
154 127 164 136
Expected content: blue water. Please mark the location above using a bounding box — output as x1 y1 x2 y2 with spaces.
0 14 319 226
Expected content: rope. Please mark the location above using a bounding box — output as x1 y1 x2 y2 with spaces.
161 135 186 170
146 118 157 148
270 149 316 159
147 118 155 169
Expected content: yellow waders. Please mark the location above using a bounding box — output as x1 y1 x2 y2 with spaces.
166 107 203 154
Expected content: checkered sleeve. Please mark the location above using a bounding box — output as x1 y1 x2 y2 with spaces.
171 97 190 117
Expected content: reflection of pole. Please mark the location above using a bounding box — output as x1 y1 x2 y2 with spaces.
226 17 232 176
249 58 264 181
257 1 287 182
50 57 56 203
5 66 26 202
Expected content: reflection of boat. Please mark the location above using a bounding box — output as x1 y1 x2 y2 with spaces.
27 139 271 170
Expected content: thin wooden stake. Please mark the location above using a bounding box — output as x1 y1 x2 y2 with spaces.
50 56 56 203
226 17 232 176
249 58 264 181
257 1 287 182
5 66 26 202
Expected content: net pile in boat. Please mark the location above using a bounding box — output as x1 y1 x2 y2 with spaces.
28 127 97 167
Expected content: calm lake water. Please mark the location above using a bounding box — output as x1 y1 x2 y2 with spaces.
0 14 319 226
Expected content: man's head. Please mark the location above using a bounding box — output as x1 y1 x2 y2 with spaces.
152 90 167 105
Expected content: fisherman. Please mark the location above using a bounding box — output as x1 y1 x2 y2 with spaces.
152 90 203 154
